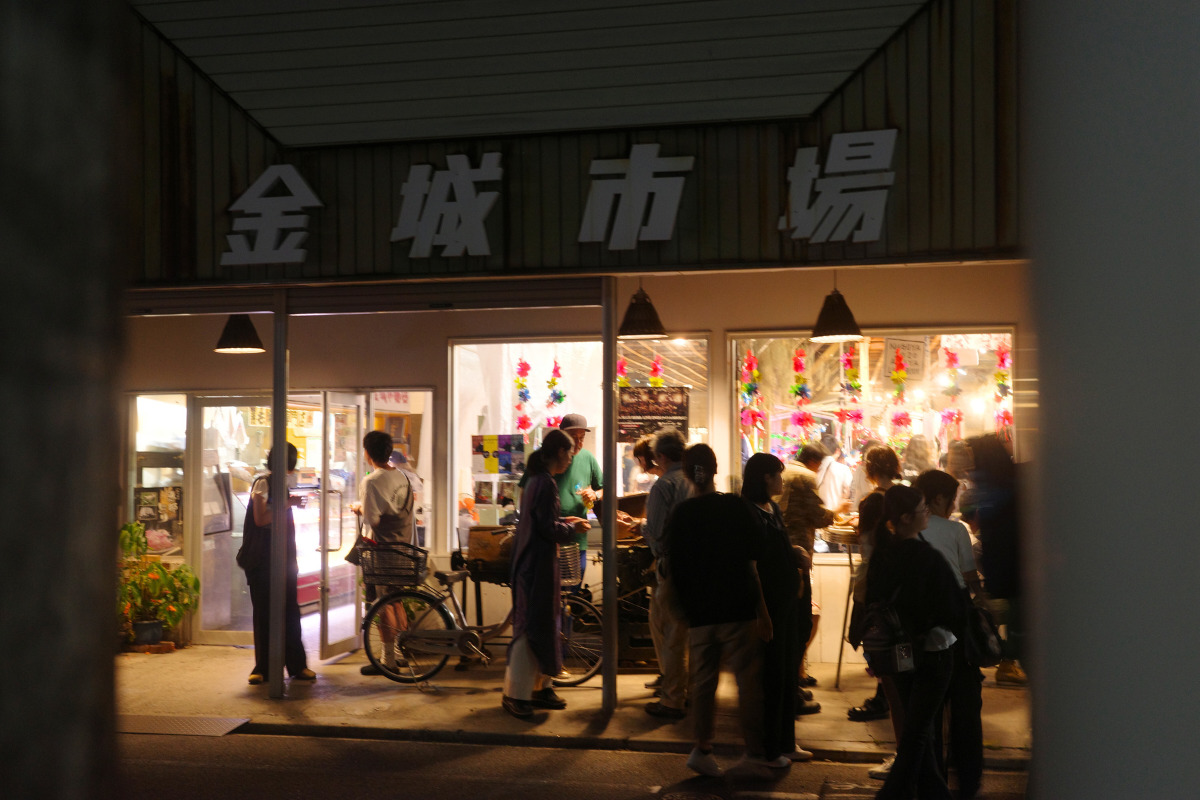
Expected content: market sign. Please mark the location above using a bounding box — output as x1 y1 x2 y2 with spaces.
220 127 900 271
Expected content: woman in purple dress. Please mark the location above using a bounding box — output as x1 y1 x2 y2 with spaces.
502 429 590 719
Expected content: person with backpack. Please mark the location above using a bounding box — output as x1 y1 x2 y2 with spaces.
866 484 968 800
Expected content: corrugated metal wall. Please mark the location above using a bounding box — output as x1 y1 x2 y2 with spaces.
129 0 1019 287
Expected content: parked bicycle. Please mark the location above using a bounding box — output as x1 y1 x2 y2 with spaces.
359 541 603 686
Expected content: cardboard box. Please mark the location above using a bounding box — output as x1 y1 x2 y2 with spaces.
467 525 515 562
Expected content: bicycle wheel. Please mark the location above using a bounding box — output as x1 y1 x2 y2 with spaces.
362 589 454 683
553 595 603 687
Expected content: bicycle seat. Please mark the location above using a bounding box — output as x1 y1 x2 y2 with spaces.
434 569 470 586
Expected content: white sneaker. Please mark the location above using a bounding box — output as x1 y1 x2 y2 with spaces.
786 746 814 762
726 756 775 780
868 755 895 779
686 748 723 777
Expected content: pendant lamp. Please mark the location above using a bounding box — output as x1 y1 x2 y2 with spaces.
809 286 864 344
214 314 266 354
618 283 667 339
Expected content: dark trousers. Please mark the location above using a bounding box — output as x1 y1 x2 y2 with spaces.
877 648 954 800
246 565 308 676
933 641 984 797
762 595 803 759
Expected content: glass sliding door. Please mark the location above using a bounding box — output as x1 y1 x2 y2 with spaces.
319 392 365 658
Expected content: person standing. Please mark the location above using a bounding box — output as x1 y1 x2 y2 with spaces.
913 469 985 799
867 485 967 800
642 428 692 720
241 443 315 685
502 429 590 719
354 430 415 676
667 444 773 779
778 445 836 710
520 413 602 580
742 453 815 767
817 434 854 516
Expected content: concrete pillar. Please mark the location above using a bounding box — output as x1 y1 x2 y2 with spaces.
1024 2 1200 796
0 1 126 797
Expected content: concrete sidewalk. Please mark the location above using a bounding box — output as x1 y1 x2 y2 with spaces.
116 643 1031 768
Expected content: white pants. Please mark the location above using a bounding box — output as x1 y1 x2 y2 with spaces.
649 572 689 709
503 634 550 700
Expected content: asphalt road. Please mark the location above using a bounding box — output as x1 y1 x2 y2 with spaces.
119 733 1028 800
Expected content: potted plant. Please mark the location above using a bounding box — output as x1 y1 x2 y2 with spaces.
118 521 200 646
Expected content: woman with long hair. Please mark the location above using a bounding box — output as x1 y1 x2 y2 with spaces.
868 484 967 800
741 453 813 767
502 429 590 720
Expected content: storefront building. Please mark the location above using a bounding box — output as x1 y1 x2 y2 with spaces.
122 0 1028 672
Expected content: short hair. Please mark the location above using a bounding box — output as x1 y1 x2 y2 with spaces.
363 430 394 465
741 452 783 503
819 433 841 456
913 469 960 506
797 442 829 467
682 443 718 489
633 435 657 471
266 442 299 472
863 445 901 482
653 428 687 462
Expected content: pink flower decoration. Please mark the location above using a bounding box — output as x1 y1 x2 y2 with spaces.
516 359 531 378
552 360 562 379
546 415 562 428
616 358 627 377
944 349 959 369
996 345 1012 370
995 409 1014 427
791 411 815 428
650 354 664 378
941 408 963 425
891 411 912 429
841 347 856 370
793 348 806 374
894 349 907 371
516 414 532 431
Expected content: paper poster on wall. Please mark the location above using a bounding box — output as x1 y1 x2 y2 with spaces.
135 486 183 555
471 435 485 473
883 337 929 383
618 387 690 442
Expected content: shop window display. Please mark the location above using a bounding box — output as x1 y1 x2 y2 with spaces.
733 331 1014 469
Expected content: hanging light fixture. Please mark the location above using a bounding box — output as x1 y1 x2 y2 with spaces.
618 282 667 339
214 314 266 354
809 274 864 343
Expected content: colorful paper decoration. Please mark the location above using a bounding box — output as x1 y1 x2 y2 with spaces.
891 410 912 430
514 358 533 435
649 354 665 388
546 359 567 409
841 346 862 398
616 357 629 388
739 350 765 432
890 349 908 404
942 348 962 399
994 343 1012 400
790 348 811 403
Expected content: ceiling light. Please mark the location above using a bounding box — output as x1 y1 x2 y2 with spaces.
618 284 666 339
214 314 265 354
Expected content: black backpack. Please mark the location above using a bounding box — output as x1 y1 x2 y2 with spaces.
860 585 916 674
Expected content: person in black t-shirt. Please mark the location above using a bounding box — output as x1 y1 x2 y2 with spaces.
665 444 773 780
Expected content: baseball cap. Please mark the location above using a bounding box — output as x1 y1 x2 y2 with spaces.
559 413 589 431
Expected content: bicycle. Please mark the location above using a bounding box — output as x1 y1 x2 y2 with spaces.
359 541 603 686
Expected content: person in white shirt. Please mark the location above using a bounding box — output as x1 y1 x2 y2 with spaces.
816 434 853 516
353 430 414 676
913 468 984 799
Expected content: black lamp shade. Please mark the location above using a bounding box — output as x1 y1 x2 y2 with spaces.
809 289 864 343
214 314 266 354
618 287 667 339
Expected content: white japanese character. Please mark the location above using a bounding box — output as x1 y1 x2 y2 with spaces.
578 144 694 251
779 129 898 244
391 153 502 258
220 165 322 266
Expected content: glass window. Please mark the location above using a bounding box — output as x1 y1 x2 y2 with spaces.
732 331 1013 472
132 394 187 556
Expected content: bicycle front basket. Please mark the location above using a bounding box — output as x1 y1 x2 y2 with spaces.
559 542 581 587
359 541 428 586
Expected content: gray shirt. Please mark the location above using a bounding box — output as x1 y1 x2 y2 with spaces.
642 463 691 559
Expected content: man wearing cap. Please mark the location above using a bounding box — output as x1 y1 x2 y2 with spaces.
553 413 603 579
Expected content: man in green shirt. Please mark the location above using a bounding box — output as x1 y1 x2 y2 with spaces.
554 413 603 580
516 413 603 579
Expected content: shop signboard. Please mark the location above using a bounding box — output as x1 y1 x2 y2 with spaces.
617 386 690 442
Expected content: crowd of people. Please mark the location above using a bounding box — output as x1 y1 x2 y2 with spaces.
239 415 1023 797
